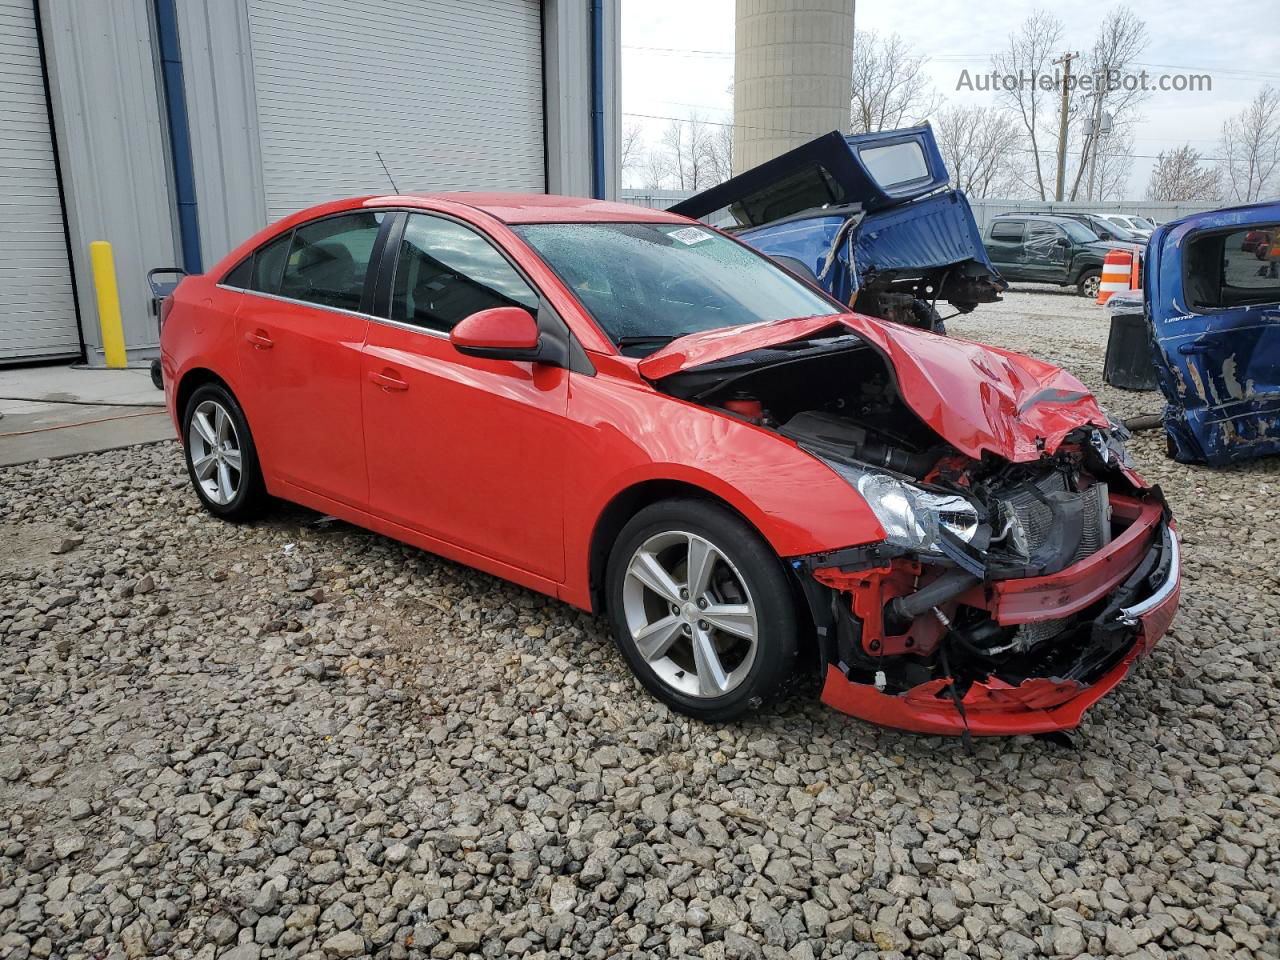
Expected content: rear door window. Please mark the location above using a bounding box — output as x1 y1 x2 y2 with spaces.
1025 222 1067 261
989 220 1024 242
278 212 385 312
223 232 290 294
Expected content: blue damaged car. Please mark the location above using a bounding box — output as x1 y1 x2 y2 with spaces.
1148 202 1280 465
669 125 1006 333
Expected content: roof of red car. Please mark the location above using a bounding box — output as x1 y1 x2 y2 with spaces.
373 192 690 225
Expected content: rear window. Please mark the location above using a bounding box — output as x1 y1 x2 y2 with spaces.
858 141 930 188
1184 226 1280 309
715 163 847 228
989 220 1024 241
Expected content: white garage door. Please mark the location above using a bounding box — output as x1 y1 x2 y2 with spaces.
0 0 79 362
247 0 546 223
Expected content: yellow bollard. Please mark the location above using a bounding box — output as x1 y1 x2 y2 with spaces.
89 241 128 368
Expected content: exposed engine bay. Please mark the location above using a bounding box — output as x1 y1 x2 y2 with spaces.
658 333 1178 736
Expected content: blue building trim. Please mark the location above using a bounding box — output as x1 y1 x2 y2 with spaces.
589 0 606 200
153 0 202 273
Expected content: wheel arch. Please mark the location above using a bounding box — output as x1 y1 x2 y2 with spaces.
1074 261 1103 286
586 479 818 634
175 366 234 425
588 479 765 616
586 477 825 682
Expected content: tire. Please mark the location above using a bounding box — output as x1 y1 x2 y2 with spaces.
1077 268 1102 299
182 383 267 521
604 498 798 721
910 299 946 335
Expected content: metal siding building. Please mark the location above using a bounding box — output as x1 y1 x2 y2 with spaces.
0 0 79 362
1 0 619 366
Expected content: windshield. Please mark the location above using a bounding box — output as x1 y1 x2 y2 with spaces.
1059 219 1100 243
1097 219 1138 242
512 222 840 352
1130 216 1155 230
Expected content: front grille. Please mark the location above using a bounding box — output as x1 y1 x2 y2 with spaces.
1001 473 1111 563
999 473 1112 651
1073 482 1111 563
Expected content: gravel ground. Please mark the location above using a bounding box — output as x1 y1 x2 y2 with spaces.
2 289 1278 960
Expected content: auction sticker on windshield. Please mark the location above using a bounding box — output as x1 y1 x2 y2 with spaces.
669 226 712 245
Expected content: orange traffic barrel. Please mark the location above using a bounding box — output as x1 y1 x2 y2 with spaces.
1096 248 1134 305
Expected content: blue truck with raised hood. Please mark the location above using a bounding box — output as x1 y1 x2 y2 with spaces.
669 124 1006 333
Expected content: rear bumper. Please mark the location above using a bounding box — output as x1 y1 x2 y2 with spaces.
818 511 1180 736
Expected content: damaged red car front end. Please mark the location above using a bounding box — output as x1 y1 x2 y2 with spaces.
812 502 1180 736
645 313 1181 737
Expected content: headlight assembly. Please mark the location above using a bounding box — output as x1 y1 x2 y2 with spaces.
820 458 980 554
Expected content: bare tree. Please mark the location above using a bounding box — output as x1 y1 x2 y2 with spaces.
1068 6 1148 201
662 113 715 191
1146 145 1222 201
639 150 674 191
932 104 1026 199
703 122 734 185
991 11 1066 201
1219 85 1280 202
620 123 644 178
849 31 941 134
1091 128 1135 201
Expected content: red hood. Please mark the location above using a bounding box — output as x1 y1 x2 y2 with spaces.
637 313 1109 462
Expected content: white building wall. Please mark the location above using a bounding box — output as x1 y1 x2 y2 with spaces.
38 0 180 361
173 0 267 267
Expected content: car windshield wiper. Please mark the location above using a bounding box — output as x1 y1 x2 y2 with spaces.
614 333 692 348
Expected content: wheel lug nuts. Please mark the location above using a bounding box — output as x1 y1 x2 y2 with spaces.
698 620 709 631
679 588 689 600
696 598 707 609
682 623 692 635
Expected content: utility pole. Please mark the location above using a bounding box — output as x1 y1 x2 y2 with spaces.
1053 51 1078 202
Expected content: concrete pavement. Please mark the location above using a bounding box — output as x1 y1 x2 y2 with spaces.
0 364 174 466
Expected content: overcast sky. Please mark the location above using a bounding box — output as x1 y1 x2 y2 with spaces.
621 0 1280 197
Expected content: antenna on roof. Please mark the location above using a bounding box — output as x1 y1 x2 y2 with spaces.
375 151 401 193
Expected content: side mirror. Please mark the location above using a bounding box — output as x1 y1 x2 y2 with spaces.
450 306 542 361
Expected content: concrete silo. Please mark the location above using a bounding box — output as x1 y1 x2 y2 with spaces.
733 0 856 174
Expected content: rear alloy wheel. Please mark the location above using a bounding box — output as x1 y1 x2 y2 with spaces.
183 383 265 520
606 499 797 721
1078 269 1102 299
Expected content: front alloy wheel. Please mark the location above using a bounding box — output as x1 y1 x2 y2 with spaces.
622 530 759 699
606 499 798 721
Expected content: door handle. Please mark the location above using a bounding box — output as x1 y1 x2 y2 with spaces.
244 329 274 350
1177 339 1218 355
369 369 409 392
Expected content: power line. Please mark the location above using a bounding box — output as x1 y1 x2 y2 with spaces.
619 43 1280 81
623 44 733 57
623 110 1231 161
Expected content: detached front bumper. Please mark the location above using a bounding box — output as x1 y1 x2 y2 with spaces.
815 497 1180 736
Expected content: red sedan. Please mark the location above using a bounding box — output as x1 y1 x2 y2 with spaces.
159 193 1180 736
